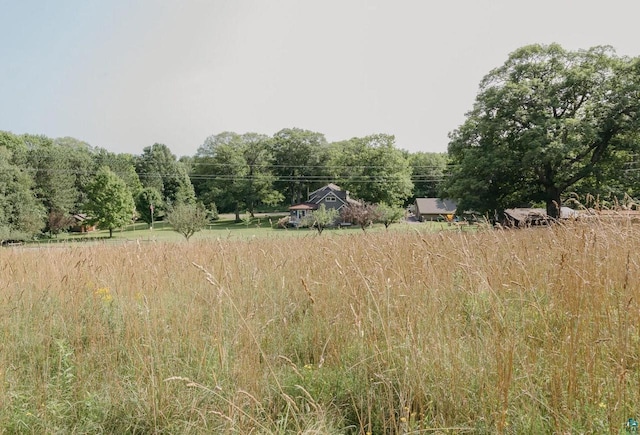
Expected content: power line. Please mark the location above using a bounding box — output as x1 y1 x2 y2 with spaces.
2 168 450 183
7 167 452 177
187 174 449 183
188 162 452 170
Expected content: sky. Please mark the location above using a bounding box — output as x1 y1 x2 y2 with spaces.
2 1 640 157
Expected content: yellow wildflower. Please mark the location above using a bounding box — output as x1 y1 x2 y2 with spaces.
94 287 113 303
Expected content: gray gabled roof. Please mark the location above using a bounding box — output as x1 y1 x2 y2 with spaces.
315 190 347 206
309 183 341 197
414 198 457 215
290 183 362 210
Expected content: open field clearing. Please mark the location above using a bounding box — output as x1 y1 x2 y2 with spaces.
35 215 472 245
1 220 640 433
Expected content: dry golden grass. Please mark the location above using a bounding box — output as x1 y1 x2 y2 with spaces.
1 220 640 433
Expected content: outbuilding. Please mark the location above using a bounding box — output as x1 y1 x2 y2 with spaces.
414 198 457 222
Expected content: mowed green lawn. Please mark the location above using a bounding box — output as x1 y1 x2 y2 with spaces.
37 213 475 244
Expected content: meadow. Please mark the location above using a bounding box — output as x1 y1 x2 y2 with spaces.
1 219 640 433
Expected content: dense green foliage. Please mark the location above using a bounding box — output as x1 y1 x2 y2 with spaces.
165 202 209 241
269 128 331 205
408 151 447 200
375 202 406 228
84 167 135 238
0 128 430 240
26 135 79 216
93 148 142 196
135 143 195 206
303 203 340 234
443 44 640 217
4 44 640 241
0 146 46 242
329 134 414 206
135 187 163 227
192 132 282 222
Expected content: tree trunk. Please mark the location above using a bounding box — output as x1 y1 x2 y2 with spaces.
109 227 113 238
546 187 562 219
289 183 296 205
234 203 241 223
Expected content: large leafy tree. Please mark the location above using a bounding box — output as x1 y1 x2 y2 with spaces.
24 134 78 216
269 128 331 204
443 44 640 218
193 132 282 221
193 132 246 220
0 131 28 165
84 167 135 237
409 152 448 200
135 143 195 206
329 134 413 206
55 137 95 210
242 133 284 214
135 187 163 228
0 145 46 242
569 148 640 207
93 148 142 197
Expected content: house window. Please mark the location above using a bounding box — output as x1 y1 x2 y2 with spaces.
325 196 336 202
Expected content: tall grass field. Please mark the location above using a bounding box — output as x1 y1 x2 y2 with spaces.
1 220 640 433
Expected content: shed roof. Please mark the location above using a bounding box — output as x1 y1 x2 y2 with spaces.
414 198 457 215
504 207 580 222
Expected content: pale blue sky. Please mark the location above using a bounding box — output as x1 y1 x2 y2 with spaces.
2 0 640 156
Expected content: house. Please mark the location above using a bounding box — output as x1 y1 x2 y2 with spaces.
288 183 360 227
503 207 580 226
70 213 96 233
414 198 457 222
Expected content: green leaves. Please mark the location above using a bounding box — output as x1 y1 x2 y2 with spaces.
193 132 282 220
304 203 340 235
408 152 447 199
166 202 209 241
328 134 413 206
0 143 45 241
84 167 135 237
376 203 405 229
269 128 330 205
136 143 195 206
443 44 639 218
135 187 163 227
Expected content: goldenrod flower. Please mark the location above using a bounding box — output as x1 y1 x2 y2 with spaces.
94 287 113 303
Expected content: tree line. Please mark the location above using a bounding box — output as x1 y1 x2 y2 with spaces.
0 129 447 241
4 43 639 242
